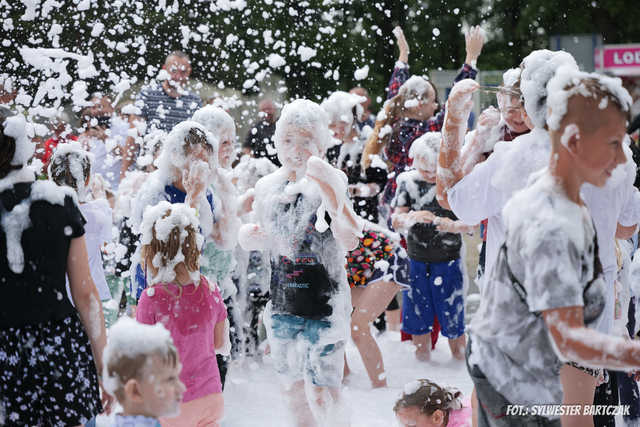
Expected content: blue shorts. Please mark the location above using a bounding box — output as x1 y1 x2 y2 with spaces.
402 258 465 338
269 313 345 388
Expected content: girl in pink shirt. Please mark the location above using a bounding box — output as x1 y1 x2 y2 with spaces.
394 379 472 427
136 201 227 427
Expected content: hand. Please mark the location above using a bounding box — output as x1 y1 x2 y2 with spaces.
240 191 255 215
306 157 346 213
183 160 210 208
99 381 115 415
393 26 409 63
475 106 501 139
409 210 436 224
446 79 479 118
465 26 485 65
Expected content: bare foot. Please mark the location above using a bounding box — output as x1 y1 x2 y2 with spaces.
415 350 431 362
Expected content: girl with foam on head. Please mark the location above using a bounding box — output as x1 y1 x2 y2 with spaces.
136 201 228 427
394 379 471 427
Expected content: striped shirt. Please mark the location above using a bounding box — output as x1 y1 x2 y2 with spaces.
136 83 202 133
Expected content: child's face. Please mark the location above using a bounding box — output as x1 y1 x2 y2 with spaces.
278 127 317 171
138 357 185 418
413 155 437 182
572 105 627 188
395 406 444 427
329 120 350 142
218 134 234 169
502 97 528 133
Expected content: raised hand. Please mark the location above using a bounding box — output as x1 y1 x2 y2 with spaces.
465 25 485 66
393 26 409 64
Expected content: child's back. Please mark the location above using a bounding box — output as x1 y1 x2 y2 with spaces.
137 276 227 401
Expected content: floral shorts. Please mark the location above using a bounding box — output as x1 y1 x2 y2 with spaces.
0 314 103 426
346 229 409 288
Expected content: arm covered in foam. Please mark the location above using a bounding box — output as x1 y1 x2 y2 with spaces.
436 79 478 210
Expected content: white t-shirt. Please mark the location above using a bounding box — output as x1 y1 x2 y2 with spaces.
66 198 113 301
449 129 640 335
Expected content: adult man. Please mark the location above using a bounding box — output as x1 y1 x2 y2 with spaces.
243 99 279 166
121 51 202 177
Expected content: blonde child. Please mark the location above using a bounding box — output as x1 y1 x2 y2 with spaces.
103 317 185 426
135 201 228 427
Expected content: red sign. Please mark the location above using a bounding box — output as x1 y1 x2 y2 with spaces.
596 44 640 76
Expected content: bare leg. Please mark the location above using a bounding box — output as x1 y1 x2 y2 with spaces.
350 281 402 388
283 380 317 427
308 386 349 427
471 387 478 427
448 335 466 360
385 306 401 332
560 364 598 427
412 333 431 361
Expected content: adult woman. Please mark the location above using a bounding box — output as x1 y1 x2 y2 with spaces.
0 116 112 425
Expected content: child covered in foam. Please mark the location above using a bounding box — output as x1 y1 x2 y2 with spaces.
391 132 473 362
48 143 113 305
238 99 363 426
103 317 185 427
467 68 640 427
394 379 471 427
135 202 228 427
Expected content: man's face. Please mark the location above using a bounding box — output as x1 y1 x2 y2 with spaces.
138 357 185 418
259 103 276 123
163 56 192 87
571 104 627 188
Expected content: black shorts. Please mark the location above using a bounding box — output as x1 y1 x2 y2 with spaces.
0 314 103 426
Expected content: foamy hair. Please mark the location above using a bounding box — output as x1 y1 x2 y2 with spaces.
520 49 578 128
3 115 35 167
157 120 218 174
140 201 204 284
273 99 330 156
192 105 237 142
47 142 94 201
320 91 366 127
409 132 441 172
497 68 522 111
102 317 178 398
546 66 633 131
399 75 432 100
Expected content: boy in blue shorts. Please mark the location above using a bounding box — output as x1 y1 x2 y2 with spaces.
392 132 474 361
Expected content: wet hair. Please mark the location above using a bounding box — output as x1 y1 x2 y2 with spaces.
393 379 462 425
48 149 92 191
183 127 214 155
105 337 178 401
0 122 20 179
141 207 201 279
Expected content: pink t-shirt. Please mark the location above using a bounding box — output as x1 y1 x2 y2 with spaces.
136 275 227 402
447 396 472 427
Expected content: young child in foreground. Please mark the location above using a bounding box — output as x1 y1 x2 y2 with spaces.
394 379 471 427
391 132 473 361
103 317 185 427
136 202 228 427
467 69 640 427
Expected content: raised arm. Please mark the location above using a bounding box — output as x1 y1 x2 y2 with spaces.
386 27 411 99
436 79 479 209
